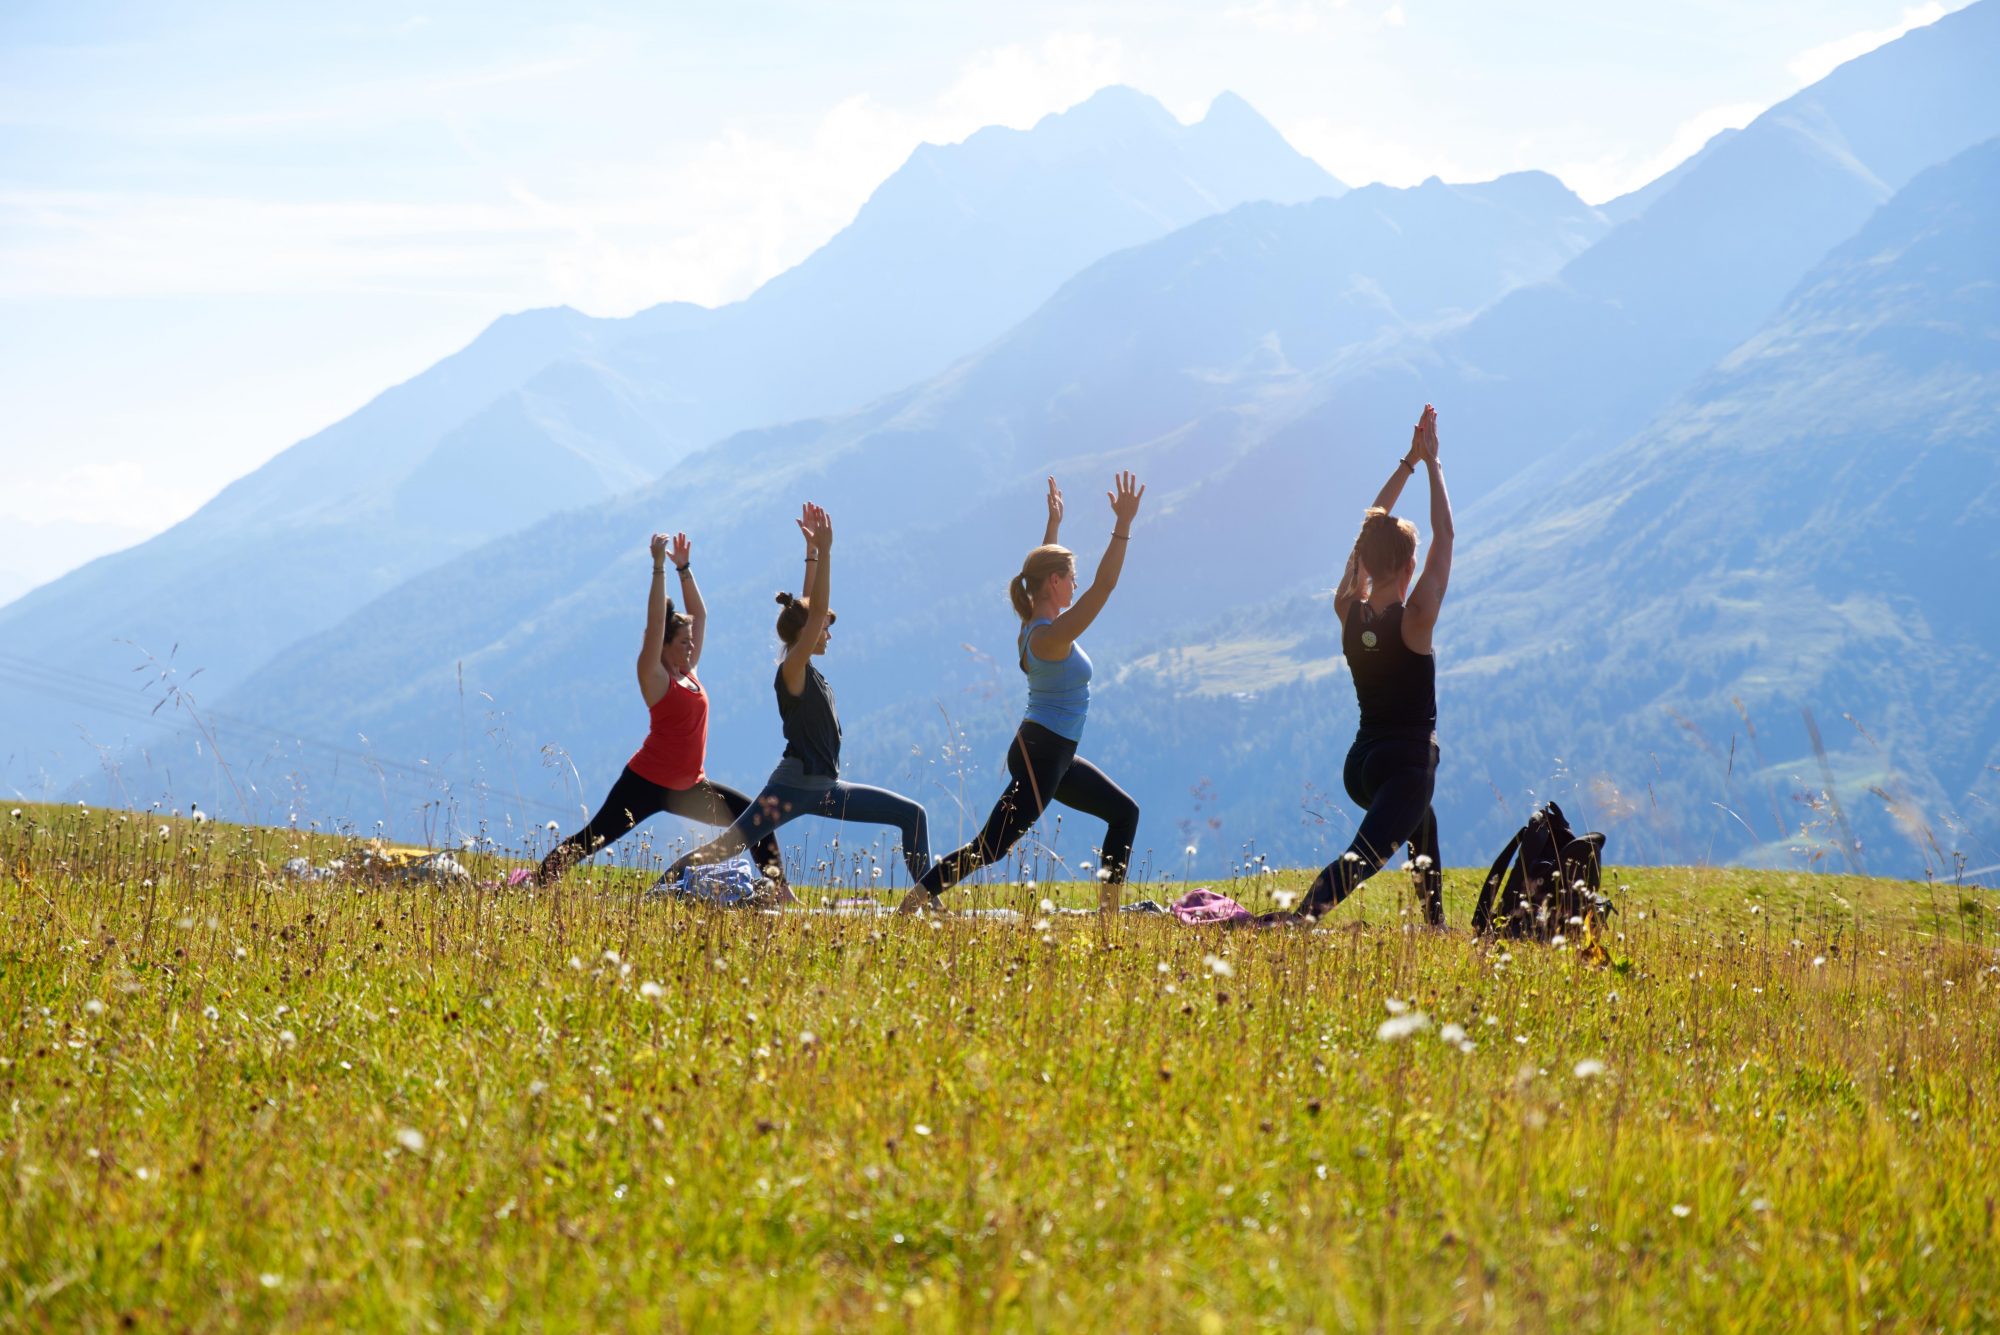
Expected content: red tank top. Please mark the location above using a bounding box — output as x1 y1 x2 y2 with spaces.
628 673 707 789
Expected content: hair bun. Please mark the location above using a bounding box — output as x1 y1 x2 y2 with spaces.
775 591 794 607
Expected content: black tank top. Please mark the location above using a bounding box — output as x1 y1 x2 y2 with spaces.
1343 601 1436 734
775 664 842 778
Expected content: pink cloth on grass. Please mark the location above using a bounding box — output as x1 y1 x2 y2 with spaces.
1170 888 1253 924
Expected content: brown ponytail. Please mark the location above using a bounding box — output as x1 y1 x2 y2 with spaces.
774 590 835 645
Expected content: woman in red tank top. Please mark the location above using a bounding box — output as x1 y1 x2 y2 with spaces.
533 530 786 891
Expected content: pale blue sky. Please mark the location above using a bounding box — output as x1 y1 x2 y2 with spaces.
0 0 1966 597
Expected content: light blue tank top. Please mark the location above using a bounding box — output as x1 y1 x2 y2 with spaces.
1019 617 1091 742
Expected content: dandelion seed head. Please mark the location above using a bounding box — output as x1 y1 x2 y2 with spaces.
639 981 665 1000
84 999 105 1016
394 1128 427 1154
202 1005 219 1021
527 1080 548 1097
1439 1022 1467 1044
913 1124 932 1137
1376 1012 1430 1042
1185 845 1198 857
1573 1058 1607 1079
259 1273 282 1289
545 821 560 832
1384 997 1410 1015
1671 1203 1691 1219
1204 955 1235 978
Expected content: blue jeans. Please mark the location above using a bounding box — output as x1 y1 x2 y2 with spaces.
669 778 932 884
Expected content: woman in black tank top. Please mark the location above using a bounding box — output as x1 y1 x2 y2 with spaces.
1288 404 1456 925
665 503 934 893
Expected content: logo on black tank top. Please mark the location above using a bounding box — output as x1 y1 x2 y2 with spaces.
1360 630 1378 649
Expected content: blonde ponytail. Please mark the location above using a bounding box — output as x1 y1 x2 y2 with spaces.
1011 545 1074 624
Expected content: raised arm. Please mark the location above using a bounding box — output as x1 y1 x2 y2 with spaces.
637 532 673 704
668 532 704 667
780 503 832 696
1042 475 1064 546
1039 471 1144 654
1403 406 1455 652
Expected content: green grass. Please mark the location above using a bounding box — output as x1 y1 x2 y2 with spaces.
3 800 1996 1331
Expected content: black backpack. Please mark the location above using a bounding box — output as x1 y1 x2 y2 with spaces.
1470 801 1613 953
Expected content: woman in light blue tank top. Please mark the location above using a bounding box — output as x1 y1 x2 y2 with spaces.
904 473 1146 913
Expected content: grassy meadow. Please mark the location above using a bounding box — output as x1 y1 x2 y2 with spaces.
3 800 1997 1331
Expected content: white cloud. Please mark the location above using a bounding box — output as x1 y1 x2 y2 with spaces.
1556 99 1765 205
0 33 1129 315
1786 3 1948 87
1283 115 1477 189
0 461 206 531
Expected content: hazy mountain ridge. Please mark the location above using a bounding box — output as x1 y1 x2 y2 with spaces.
1 87 1339 795
128 171 1612 840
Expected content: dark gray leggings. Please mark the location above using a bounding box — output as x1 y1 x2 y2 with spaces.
538 767 782 884
667 777 931 884
918 721 1139 897
1299 732 1443 923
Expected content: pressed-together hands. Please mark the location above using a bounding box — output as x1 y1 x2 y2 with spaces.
1412 404 1439 466
1046 476 1064 526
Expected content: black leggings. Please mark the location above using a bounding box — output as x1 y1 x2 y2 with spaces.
1299 731 1442 923
918 721 1139 897
537 767 783 885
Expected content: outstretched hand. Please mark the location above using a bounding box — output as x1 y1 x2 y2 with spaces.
796 501 833 553
668 532 692 568
649 532 670 565
1045 476 1064 526
1107 470 1145 530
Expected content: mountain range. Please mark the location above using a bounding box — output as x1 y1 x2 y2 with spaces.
0 87 1339 796
7 4 1998 883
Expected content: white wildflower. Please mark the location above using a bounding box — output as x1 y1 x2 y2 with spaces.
394 1128 427 1154
1439 1022 1467 1045
1384 997 1410 1015
84 999 105 1016
278 1030 297 1047
1377 1012 1430 1042
638 981 665 1000
526 1080 548 1098
1671 1203 1691 1219
1204 955 1235 978
1573 1058 1607 1079
913 1123 932 1137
